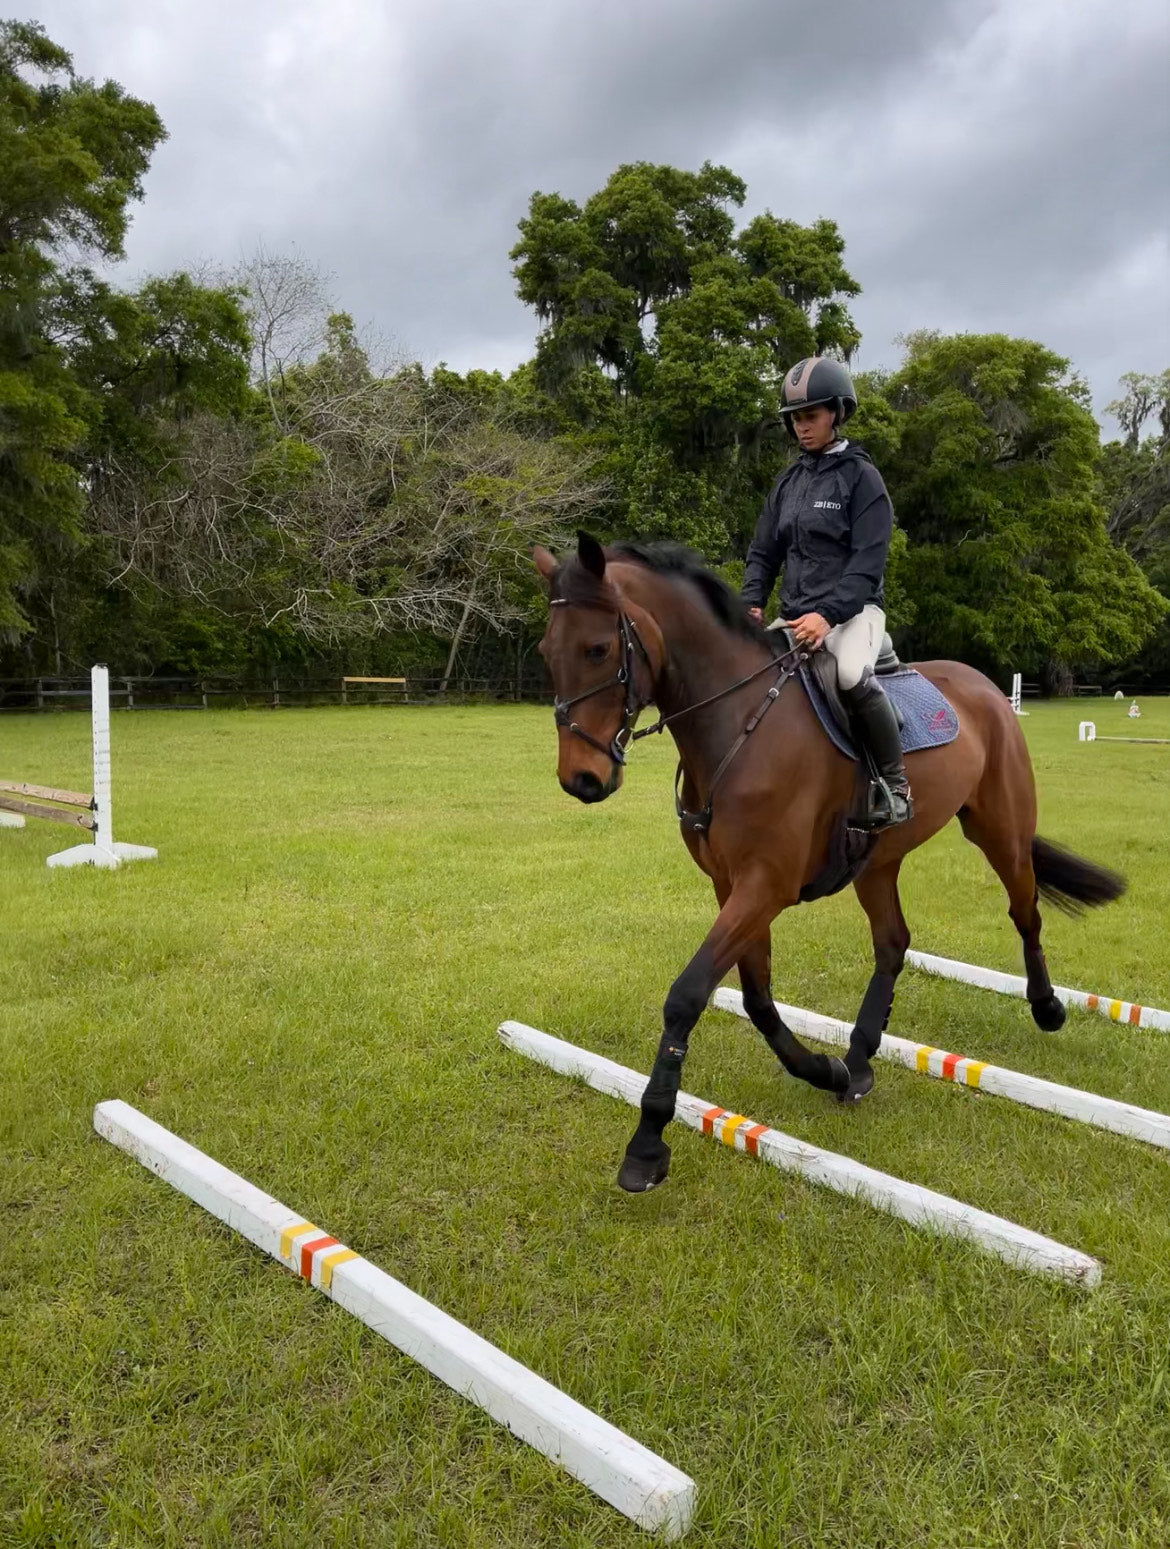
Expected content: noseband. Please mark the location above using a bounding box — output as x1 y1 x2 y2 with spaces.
549 602 651 766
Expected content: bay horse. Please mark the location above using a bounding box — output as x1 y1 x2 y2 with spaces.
534 533 1125 1193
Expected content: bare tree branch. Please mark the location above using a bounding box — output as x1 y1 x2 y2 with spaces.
88 354 604 649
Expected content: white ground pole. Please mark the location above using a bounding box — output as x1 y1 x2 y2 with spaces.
1077 720 1169 746
93 1099 695 1540
905 950 1170 1035
499 1022 1101 1287
712 988 1170 1150
46 666 157 869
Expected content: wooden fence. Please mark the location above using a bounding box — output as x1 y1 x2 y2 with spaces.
0 669 554 713
3 672 1164 715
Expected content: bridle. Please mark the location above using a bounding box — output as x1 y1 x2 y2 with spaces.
548 598 807 828
549 601 651 766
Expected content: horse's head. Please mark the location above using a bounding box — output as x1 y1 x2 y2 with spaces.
534 532 663 804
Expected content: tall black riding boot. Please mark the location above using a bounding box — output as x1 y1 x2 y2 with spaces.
843 673 913 828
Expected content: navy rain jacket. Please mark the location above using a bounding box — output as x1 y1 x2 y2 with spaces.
741 443 894 627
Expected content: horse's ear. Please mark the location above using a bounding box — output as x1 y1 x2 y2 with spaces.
577 530 607 579
532 546 557 585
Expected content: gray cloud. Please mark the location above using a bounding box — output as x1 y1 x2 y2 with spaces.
31 0 1170 422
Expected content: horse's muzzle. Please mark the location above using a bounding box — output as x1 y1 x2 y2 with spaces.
561 769 617 804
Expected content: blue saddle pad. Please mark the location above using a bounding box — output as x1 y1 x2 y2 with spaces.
801 666 959 760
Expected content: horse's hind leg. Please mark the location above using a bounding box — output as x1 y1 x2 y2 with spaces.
846 859 911 1100
737 933 854 1089
619 880 850 1193
957 805 1065 1031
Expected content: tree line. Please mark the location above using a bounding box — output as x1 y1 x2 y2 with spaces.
2 20 1167 693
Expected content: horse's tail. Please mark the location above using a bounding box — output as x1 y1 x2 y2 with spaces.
1032 836 1126 915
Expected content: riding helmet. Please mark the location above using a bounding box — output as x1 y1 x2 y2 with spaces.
779 356 857 432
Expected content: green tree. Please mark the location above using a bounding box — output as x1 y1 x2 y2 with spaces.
0 20 164 643
512 163 744 394
883 333 1166 689
1099 369 1170 682
511 162 861 557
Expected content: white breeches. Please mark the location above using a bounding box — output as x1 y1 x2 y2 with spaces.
823 604 886 692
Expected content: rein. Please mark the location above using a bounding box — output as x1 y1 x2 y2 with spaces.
549 598 806 832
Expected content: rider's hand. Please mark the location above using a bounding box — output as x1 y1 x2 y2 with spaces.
785 612 832 648
747 606 764 623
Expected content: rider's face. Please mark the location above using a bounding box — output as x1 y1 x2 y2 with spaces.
790 405 838 452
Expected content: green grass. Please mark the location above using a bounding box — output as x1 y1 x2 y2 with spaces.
2 695 1169 1547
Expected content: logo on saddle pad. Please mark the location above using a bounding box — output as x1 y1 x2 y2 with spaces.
813 500 842 510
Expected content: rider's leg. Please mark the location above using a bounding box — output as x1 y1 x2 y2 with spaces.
826 606 913 826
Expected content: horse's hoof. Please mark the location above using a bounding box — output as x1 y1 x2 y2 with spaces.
617 1145 671 1193
837 1067 876 1104
1031 993 1066 1033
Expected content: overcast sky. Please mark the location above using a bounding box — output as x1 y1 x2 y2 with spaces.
31 0 1170 425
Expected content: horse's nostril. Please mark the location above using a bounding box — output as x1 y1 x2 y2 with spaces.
563 770 607 804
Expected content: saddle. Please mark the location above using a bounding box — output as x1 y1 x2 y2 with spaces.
807 629 905 744
766 625 960 901
768 625 958 761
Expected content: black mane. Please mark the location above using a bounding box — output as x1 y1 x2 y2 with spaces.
609 541 766 642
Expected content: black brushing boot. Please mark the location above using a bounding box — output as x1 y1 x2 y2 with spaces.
844 672 913 828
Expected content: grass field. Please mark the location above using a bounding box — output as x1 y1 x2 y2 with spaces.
2 693 1169 1548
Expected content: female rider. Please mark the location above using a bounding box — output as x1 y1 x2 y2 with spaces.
741 356 912 827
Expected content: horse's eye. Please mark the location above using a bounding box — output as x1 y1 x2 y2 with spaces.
585 643 608 663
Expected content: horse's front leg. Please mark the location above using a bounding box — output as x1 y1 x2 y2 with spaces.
618 878 848 1193
618 939 718 1192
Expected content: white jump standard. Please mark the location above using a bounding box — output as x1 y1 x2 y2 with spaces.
1 665 156 868
713 988 1170 1150
93 1099 694 1540
499 1022 1101 1286
906 950 1170 1034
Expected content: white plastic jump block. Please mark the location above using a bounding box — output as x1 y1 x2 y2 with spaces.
712 989 1170 1150
93 1100 694 1540
498 1022 1101 1287
47 667 157 869
906 950 1170 1035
